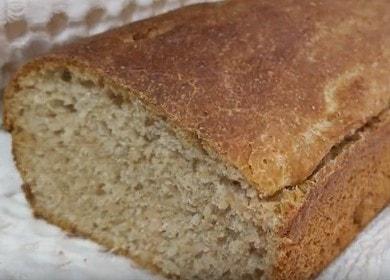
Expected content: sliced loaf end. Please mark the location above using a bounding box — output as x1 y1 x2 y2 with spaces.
4 65 283 279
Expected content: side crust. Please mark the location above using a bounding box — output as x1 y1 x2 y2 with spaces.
274 111 390 279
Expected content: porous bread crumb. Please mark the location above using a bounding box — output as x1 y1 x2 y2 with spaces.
9 68 281 279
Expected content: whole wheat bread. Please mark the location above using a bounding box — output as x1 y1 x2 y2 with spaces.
3 0 390 279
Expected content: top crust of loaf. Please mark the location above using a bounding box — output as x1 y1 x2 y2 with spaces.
4 0 390 196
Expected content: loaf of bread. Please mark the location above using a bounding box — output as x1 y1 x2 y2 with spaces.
3 0 390 279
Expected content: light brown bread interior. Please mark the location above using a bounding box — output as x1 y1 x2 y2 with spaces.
9 67 284 279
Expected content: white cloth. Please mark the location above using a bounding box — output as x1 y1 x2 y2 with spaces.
0 0 389 279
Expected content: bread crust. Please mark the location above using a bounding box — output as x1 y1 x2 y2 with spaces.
273 111 390 279
6 0 390 196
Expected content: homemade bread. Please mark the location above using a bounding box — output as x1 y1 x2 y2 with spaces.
4 0 390 279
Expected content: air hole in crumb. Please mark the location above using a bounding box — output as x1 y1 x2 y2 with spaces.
86 8 105 28
49 99 65 108
248 242 258 254
47 13 68 36
17 108 25 116
80 79 95 88
61 70 72 82
53 129 64 135
107 90 124 107
134 184 143 191
97 78 104 88
5 20 28 40
254 269 264 277
48 99 76 113
96 184 106 195
144 133 160 142
232 180 241 188
144 117 156 127
242 273 255 279
192 158 200 171
220 176 241 189
65 104 77 113
216 233 227 244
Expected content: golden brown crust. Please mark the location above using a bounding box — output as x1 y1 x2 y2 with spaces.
5 0 390 196
273 111 390 279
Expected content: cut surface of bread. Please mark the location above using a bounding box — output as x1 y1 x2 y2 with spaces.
5 63 390 280
3 0 390 279
10 68 273 279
